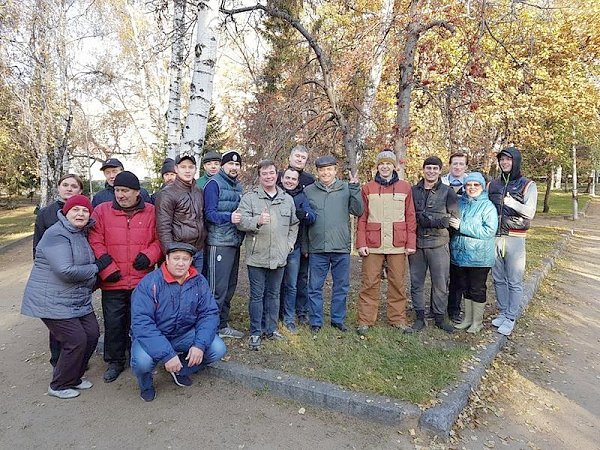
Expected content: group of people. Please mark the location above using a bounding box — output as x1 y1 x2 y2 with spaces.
21 143 537 403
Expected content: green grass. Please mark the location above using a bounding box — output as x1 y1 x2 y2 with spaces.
0 205 35 246
525 226 566 273
537 191 589 216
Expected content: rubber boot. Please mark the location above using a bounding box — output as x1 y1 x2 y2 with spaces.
405 310 426 333
434 314 454 334
467 302 485 334
454 299 473 330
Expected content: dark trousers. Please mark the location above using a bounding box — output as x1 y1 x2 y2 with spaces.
453 266 491 303
448 263 465 316
409 245 450 315
49 333 61 367
42 312 99 390
206 246 240 330
101 289 133 366
248 265 285 336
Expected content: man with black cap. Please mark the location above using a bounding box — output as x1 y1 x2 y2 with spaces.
196 150 222 189
304 155 363 333
151 158 176 204
488 147 537 336
92 158 151 207
203 150 245 339
130 242 227 402
406 156 459 334
89 171 163 382
155 154 206 272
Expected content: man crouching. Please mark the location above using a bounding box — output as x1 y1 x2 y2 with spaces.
130 242 226 402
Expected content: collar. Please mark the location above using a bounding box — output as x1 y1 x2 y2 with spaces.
160 262 198 285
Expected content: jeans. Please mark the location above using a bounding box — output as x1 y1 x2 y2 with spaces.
308 252 350 327
193 250 204 273
247 265 285 336
101 289 133 366
131 331 226 391
42 312 100 390
296 253 309 319
492 236 526 320
409 245 450 315
282 247 301 325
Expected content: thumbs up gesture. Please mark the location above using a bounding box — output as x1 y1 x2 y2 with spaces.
258 207 271 225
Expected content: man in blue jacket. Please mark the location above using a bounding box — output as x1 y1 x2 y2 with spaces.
130 242 227 402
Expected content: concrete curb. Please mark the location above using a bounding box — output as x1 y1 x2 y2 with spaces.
206 361 422 427
0 234 33 254
419 227 575 437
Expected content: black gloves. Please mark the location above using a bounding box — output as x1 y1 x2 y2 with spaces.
94 254 113 272
133 253 151 270
417 214 450 229
105 271 121 283
417 213 432 228
295 208 307 220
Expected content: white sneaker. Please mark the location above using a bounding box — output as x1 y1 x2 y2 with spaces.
497 319 515 336
74 379 93 390
48 387 80 399
219 326 244 339
491 314 507 328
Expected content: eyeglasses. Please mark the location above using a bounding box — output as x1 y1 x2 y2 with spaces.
465 183 482 188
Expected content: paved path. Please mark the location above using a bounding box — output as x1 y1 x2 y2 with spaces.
460 199 600 449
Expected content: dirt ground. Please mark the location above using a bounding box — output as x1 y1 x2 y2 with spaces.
1 202 599 449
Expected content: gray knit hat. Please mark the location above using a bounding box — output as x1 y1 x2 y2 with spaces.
376 150 396 166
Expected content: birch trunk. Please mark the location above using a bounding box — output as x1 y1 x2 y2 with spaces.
353 0 394 165
165 0 187 159
180 0 220 165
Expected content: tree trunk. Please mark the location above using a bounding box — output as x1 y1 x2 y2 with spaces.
543 167 552 213
180 0 219 165
572 126 578 220
165 0 187 159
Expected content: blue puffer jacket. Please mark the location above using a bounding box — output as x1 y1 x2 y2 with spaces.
22 212 98 319
450 189 498 268
130 264 219 363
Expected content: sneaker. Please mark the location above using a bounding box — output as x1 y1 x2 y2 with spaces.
284 323 298 334
310 325 321 333
73 379 93 390
449 311 462 324
266 330 286 341
140 387 156 402
219 326 244 339
103 364 124 383
497 319 515 336
491 314 507 328
356 325 369 336
170 372 193 387
331 322 348 332
248 335 261 351
47 386 80 399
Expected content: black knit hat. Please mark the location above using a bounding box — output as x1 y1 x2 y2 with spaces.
423 156 443 169
113 171 140 190
160 158 176 176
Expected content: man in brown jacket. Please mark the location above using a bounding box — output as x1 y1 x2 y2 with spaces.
355 150 417 334
155 154 206 272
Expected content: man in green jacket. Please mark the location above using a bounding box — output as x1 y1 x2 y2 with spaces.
237 160 299 350
196 151 222 189
304 156 363 333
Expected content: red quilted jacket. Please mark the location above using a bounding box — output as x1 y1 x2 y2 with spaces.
89 201 163 291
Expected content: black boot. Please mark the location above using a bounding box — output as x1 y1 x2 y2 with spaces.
405 311 426 333
434 314 454 334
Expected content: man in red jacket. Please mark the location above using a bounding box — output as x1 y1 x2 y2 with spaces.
89 171 162 383
355 150 417 334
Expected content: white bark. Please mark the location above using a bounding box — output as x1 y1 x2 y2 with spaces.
179 0 220 165
166 0 187 159
354 0 394 164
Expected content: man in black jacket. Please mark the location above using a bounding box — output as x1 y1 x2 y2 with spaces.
92 158 151 207
406 156 459 333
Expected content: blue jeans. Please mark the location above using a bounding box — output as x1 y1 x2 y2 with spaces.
130 330 226 391
193 250 204 273
296 253 309 319
247 265 285 336
308 252 350 327
492 236 526 321
282 248 301 325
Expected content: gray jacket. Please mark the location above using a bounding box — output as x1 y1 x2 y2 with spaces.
21 212 98 319
237 186 299 269
304 179 363 253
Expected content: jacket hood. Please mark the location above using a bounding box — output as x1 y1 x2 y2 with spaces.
497 147 522 181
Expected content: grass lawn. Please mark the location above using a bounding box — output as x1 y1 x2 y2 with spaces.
525 226 567 273
537 190 589 216
0 205 36 246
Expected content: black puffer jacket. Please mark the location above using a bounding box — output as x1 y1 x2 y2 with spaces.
155 177 206 252
411 179 459 249
33 200 64 258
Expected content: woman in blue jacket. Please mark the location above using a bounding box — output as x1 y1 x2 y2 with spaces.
448 172 498 333
22 195 112 399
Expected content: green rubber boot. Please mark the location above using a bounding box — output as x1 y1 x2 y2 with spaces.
454 299 473 330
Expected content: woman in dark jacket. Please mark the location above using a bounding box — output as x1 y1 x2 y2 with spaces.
22 195 111 399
